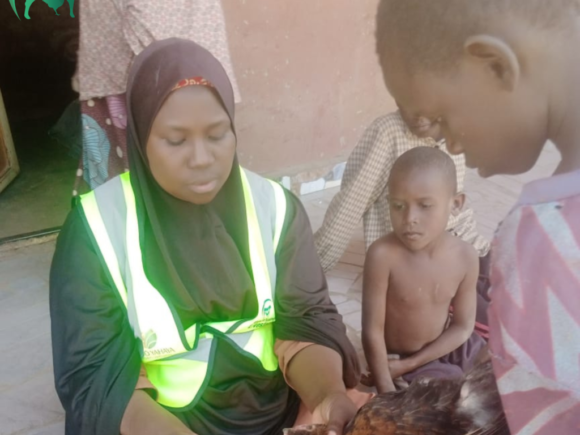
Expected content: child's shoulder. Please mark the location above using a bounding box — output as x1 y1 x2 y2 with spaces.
367 233 405 259
442 233 479 267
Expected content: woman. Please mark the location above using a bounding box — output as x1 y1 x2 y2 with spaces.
73 0 240 194
50 38 365 435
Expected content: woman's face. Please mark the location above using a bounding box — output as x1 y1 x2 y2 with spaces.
146 85 236 205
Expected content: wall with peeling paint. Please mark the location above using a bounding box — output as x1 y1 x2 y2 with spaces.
222 0 396 174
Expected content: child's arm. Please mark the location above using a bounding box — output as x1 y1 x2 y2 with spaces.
361 241 396 393
394 246 479 376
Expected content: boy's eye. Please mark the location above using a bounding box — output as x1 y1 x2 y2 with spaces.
421 203 433 209
391 203 404 210
166 137 185 146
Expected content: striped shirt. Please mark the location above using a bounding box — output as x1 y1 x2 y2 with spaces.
314 112 490 272
488 169 580 434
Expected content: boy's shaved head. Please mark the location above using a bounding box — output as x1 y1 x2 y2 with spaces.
389 147 457 194
376 0 579 73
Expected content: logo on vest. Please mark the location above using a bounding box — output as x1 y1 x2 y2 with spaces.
142 329 176 358
262 299 273 317
143 329 157 349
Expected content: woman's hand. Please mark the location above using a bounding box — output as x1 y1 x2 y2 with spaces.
313 391 357 435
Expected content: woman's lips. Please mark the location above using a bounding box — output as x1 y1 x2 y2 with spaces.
189 180 217 194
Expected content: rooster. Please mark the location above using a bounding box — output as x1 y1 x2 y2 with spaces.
284 358 509 435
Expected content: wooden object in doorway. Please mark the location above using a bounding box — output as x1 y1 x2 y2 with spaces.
0 89 19 194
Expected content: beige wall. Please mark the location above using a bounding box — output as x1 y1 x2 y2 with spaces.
222 0 396 174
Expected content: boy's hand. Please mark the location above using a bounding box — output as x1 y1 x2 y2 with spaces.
388 358 415 379
360 369 396 393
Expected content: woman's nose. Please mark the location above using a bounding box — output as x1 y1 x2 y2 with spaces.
187 140 214 168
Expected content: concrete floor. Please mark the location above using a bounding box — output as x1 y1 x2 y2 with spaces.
0 144 560 434
0 117 78 240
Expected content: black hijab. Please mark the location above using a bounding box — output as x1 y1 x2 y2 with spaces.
126 38 257 326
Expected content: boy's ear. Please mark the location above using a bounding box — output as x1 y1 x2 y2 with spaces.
452 192 466 216
464 35 520 91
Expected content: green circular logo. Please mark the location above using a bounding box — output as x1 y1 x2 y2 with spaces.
262 299 273 317
143 329 157 350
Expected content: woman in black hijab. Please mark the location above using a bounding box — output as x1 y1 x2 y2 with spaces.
50 39 362 435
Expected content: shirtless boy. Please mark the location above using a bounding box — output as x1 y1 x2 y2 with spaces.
362 147 483 393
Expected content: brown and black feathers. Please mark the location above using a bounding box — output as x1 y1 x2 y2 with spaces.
285 359 509 435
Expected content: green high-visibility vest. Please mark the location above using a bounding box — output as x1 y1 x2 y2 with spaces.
80 168 287 411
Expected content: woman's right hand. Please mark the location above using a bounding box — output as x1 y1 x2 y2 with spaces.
314 391 357 435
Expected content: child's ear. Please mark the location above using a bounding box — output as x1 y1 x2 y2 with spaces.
452 192 466 216
464 35 520 92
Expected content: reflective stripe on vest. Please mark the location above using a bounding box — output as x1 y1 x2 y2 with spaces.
80 168 287 410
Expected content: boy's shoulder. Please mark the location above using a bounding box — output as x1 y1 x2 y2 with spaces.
367 232 406 259
441 233 479 268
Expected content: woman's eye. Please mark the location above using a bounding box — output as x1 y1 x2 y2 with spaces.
166 138 185 146
421 203 433 209
208 131 226 142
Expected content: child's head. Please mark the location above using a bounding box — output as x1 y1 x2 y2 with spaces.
375 0 580 177
388 147 464 251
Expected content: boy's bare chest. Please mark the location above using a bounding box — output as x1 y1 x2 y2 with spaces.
388 259 464 306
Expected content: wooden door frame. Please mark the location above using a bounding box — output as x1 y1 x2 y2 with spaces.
0 89 19 193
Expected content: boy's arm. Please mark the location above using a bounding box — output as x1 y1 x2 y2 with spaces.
361 241 396 393
314 120 395 272
395 246 479 376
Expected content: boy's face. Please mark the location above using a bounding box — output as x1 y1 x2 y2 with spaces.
388 168 462 251
381 54 547 178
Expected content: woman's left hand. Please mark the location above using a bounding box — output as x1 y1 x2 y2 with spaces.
313 391 357 435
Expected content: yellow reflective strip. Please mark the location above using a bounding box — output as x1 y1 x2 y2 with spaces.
145 358 208 408
268 180 287 253
120 175 188 357
80 191 128 306
244 324 278 371
240 169 272 316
